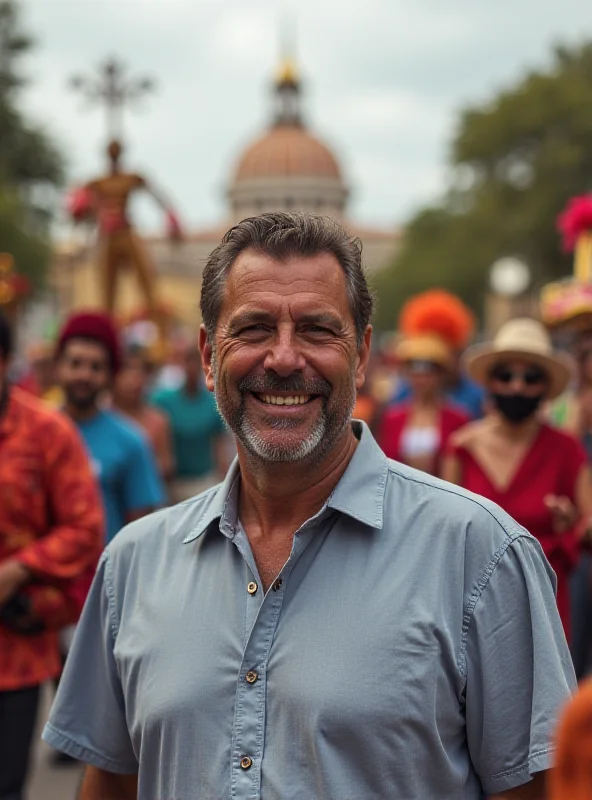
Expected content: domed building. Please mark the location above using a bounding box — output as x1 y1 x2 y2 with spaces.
51 57 400 327
228 59 348 221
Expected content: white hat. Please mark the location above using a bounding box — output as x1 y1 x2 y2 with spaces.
464 318 571 400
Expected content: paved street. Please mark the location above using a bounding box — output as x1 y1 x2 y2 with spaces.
26 685 82 800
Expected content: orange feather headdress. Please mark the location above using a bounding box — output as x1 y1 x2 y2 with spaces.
399 290 475 349
395 291 475 368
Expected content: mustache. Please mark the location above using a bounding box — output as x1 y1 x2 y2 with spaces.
238 373 332 397
67 382 94 392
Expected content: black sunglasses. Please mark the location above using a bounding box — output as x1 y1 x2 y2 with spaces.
489 365 547 386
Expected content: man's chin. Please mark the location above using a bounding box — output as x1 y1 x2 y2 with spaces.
238 418 327 463
65 394 97 411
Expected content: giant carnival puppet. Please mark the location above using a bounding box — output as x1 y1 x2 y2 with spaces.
67 59 183 358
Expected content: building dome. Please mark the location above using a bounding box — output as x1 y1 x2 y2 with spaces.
228 58 348 221
235 126 342 182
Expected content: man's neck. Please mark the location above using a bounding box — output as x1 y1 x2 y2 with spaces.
64 402 100 423
237 428 358 538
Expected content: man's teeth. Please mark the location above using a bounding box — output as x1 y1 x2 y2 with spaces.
260 394 311 406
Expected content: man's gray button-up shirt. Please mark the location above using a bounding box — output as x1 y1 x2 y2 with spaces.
43 421 575 799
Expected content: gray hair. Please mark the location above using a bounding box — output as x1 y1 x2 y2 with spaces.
200 212 374 345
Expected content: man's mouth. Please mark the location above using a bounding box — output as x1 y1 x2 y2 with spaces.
252 393 318 406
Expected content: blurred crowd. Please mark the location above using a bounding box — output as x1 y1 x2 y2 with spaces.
2 290 592 797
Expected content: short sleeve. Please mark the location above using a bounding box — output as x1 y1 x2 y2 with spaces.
42 553 138 773
465 535 576 795
122 433 166 514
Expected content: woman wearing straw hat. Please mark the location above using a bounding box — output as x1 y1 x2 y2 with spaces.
443 318 592 637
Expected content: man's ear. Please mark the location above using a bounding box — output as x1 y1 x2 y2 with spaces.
355 325 373 391
199 325 215 392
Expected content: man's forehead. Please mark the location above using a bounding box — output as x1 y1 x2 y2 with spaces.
63 338 109 359
228 249 344 286
226 297 346 324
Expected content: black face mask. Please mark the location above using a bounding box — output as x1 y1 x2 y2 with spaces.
491 392 544 424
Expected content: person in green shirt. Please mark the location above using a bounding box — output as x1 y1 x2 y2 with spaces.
152 346 230 502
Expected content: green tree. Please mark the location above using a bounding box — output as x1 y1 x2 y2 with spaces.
373 42 592 332
0 0 64 285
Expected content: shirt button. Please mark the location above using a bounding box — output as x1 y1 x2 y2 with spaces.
240 756 253 770
245 670 258 684
247 581 258 595
272 578 283 591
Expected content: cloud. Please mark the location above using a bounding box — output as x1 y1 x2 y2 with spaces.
18 0 592 232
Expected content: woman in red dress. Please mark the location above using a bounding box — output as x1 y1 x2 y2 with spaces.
443 318 592 639
379 291 471 476
378 336 468 476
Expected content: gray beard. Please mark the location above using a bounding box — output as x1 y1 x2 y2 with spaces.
211 349 355 464
236 406 328 463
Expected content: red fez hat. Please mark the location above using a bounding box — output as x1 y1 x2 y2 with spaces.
57 310 122 373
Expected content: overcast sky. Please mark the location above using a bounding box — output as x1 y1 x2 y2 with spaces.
19 0 592 234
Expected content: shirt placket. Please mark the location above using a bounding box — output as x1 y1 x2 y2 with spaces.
229 520 322 800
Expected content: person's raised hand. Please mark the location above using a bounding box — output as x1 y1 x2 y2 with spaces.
544 494 579 534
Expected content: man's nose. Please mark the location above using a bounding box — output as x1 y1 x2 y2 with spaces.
74 363 95 380
263 331 306 377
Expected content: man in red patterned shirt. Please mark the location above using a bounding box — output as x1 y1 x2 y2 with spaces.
0 314 104 800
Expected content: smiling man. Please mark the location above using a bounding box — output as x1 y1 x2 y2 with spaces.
44 213 574 800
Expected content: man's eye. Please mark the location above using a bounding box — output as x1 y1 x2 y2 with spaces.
240 324 271 334
304 326 332 335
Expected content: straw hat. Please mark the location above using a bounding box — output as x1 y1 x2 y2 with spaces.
395 334 454 370
465 318 571 400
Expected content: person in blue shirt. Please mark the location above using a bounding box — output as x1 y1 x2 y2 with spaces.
55 312 166 543
152 345 229 503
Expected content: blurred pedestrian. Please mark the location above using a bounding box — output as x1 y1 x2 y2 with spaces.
113 345 175 483
389 290 484 419
0 313 103 800
379 292 469 475
56 311 166 543
549 678 592 800
443 318 592 638
152 344 229 502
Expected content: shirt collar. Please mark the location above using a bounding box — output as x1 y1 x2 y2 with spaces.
182 420 388 544
326 421 388 529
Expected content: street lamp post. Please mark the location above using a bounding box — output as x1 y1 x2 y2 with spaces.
486 257 531 337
